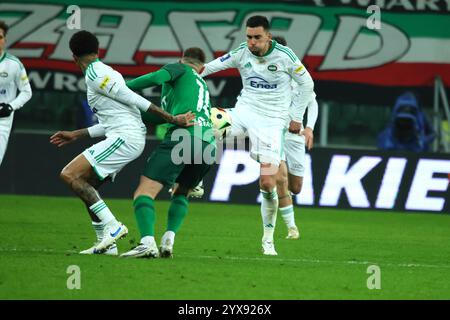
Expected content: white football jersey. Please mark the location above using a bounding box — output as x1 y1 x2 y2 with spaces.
201 40 314 122
289 82 318 130
85 59 147 140
0 52 32 110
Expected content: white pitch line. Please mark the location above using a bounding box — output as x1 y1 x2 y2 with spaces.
176 254 450 270
1 247 449 270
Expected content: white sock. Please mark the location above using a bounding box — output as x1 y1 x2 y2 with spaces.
89 200 117 225
141 236 155 246
280 205 296 228
91 221 104 242
260 189 279 242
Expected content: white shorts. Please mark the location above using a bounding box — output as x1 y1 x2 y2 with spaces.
282 131 305 177
0 113 14 166
227 106 285 166
82 135 145 181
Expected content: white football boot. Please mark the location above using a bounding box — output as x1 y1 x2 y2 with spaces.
120 241 159 258
94 222 128 253
262 239 278 256
286 225 300 240
79 243 118 256
188 181 204 199
159 232 174 258
169 181 204 199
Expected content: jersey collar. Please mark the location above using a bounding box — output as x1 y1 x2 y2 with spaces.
84 58 100 74
262 40 276 57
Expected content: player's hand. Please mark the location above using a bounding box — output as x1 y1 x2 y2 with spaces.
49 131 78 147
288 120 302 134
172 111 197 127
301 127 314 150
0 103 13 118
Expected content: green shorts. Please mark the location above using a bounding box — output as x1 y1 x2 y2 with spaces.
143 135 216 189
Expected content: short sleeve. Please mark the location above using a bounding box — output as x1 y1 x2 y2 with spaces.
162 63 186 81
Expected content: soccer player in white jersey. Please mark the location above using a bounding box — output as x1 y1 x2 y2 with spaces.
50 31 195 255
201 16 315 255
272 36 318 240
0 21 32 166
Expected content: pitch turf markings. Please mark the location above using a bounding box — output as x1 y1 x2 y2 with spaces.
1 247 450 270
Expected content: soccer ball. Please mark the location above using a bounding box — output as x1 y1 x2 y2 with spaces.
210 107 232 139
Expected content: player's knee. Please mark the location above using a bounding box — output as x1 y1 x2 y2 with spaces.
289 181 303 195
260 177 276 192
59 168 74 185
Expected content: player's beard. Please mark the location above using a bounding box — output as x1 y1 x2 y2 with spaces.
249 46 262 56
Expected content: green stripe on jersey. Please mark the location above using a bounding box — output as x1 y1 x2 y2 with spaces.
86 66 95 81
231 43 247 54
90 64 98 78
87 65 97 81
275 46 297 63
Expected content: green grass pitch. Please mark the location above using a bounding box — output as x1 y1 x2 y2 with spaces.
1 194 449 299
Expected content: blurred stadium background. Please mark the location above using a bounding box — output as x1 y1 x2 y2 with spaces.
0 0 449 299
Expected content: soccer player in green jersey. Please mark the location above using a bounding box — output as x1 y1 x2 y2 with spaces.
120 47 216 258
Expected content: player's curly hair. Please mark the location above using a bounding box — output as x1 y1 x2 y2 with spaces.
246 15 270 31
69 30 99 57
0 21 9 35
182 47 206 64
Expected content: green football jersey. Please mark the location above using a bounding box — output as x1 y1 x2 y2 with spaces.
161 63 215 145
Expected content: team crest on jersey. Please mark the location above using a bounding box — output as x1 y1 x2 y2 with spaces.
0 72 8 78
268 64 277 72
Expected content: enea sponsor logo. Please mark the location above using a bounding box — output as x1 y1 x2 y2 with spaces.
220 54 231 62
247 76 277 89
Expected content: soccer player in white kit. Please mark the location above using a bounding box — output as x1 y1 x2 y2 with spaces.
0 21 32 166
272 36 319 240
50 31 195 255
201 16 315 255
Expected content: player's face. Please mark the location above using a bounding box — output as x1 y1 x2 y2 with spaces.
246 26 271 56
0 29 6 54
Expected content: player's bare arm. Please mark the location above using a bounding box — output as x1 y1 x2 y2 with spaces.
147 103 196 127
302 127 314 150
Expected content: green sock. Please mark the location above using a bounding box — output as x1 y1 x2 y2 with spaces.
133 195 155 238
167 195 189 233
